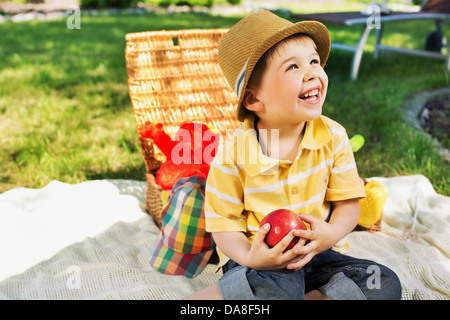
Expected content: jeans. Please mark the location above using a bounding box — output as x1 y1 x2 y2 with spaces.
218 249 402 300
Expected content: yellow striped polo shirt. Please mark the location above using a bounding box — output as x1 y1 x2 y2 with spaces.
205 114 366 266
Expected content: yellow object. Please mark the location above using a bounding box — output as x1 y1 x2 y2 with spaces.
333 239 350 254
161 190 170 206
350 134 365 152
358 180 388 228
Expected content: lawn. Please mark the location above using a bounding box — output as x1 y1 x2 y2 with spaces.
0 10 449 195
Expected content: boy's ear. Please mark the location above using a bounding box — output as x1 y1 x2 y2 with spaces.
242 88 264 112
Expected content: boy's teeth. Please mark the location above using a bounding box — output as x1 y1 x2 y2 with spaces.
301 89 319 98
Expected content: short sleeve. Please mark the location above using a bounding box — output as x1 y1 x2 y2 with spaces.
325 130 366 201
204 143 247 233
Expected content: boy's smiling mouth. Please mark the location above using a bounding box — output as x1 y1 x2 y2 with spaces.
299 87 321 102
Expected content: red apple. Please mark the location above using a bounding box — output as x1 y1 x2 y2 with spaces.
260 209 307 250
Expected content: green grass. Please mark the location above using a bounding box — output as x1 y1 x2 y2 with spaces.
0 11 449 195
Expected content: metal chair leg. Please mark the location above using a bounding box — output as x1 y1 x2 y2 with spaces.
374 22 383 59
351 25 372 80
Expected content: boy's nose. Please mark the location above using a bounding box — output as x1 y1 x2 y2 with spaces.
303 68 318 82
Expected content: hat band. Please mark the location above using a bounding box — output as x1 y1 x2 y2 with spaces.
235 58 249 99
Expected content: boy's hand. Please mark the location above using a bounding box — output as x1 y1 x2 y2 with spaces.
285 215 330 271
213 200 359 272
286 199 361 271
246 223 306 271
285 213 348 271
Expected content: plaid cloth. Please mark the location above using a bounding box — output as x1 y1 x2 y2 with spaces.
149 175 215 278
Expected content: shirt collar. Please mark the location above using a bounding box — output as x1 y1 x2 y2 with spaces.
237 115 332 176
300 116 333 150
236 114 279 176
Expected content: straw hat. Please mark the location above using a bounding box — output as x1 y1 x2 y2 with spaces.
218 10 331 121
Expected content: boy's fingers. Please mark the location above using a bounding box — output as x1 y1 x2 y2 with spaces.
299 213 321 226
293 238 317 256
291 236 306 253
294 228 314 241
274 229 298 254
255 223 271 245
286 252 314 270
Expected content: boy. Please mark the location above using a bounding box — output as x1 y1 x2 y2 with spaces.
186 10 401 300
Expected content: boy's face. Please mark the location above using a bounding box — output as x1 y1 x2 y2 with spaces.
250 37 328 127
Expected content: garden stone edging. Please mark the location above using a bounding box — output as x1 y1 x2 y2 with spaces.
404 87 450 162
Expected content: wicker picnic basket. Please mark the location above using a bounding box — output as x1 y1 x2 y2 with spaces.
125 29 240 227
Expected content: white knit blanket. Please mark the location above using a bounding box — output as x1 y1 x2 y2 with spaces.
0 175 448 300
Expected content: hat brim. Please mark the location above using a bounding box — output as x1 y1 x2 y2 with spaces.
150 232 213 278
237 20 330 122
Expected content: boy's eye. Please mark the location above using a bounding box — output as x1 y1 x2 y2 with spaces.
287 64 298 71
311 59 320 65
